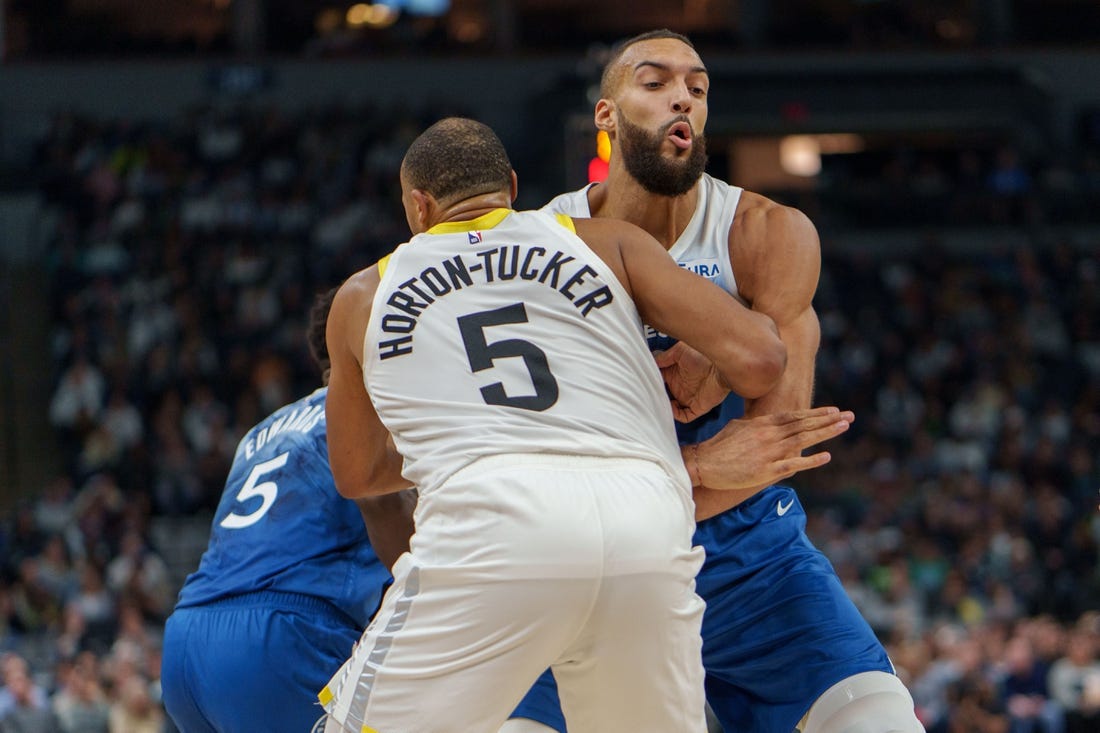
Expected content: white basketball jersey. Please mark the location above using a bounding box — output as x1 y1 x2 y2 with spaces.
542 173 745 302
364 208 688 497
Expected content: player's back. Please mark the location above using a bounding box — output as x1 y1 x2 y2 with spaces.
364 208 687 496
175 387 387 627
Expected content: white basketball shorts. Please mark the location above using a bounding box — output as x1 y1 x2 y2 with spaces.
320 453 707 733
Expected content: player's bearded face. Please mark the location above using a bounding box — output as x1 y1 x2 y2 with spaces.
616 112 707 197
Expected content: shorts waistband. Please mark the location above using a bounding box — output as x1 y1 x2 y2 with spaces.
186 590 353 622
696 484 797 527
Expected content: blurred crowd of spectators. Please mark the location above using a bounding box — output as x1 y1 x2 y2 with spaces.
0 103 1097 732
808 232 1100 732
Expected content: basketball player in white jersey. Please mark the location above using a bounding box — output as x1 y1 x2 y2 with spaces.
521 29 925 733
316 117 858 733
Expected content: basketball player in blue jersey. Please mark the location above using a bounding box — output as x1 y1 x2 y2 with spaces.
520 29 926 733
161 289 410 733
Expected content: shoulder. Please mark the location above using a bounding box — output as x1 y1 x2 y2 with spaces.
334 265 381 313
329 265 382 356
728 190 820 286
731 190 819 255
569 216 660 296
727 189 821 307
342 262 382 293
572 215 659 262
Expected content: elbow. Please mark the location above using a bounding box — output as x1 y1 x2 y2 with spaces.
330 439 406 498
755 339 788 397
720 336 786 400
332 466 389 499
333 476 372 500
333 459 408 499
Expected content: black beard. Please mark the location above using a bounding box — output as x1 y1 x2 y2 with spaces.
616 113 708 197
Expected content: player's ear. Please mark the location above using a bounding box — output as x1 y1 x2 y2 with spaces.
595 99 615 135
409 189 436 232
509 170 518 203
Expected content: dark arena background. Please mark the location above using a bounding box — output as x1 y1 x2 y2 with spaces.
1 2 1099 731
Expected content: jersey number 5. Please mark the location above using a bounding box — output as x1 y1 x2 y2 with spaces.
220 451 289 529
458 302 559 412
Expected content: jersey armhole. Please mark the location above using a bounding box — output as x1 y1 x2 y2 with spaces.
376 254 392 278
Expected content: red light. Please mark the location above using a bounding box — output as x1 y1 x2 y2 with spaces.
588 157 609 183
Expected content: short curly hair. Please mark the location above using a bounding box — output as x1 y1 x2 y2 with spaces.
401 117 512 205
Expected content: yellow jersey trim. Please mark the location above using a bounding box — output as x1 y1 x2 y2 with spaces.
317 686 334 707
362 727 380 733
426 208 512 235
554 213 576 233
376 254 391 278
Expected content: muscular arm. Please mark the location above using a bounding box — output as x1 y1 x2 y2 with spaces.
325 270 412 499
574 217 787 399
736 201 821 417
693 196 823 520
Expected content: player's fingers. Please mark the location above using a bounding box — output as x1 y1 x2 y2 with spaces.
788 419 850 449
772 406 841 425
781 410 853 437
669 401 692 423
772 451 832 479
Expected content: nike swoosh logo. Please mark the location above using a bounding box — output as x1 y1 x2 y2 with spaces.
776 499 794 516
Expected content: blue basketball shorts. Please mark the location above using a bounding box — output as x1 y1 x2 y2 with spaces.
693 485 894 732
162 591 363 733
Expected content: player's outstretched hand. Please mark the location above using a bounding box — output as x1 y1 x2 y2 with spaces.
655 341 731 422
696 407 854 491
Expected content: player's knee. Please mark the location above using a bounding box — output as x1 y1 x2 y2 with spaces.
498 718 560 733
799 671 925 733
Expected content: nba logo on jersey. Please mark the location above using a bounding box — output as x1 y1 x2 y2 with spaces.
468 231 483 244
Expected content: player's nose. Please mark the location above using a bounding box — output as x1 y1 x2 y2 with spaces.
670 82 693 114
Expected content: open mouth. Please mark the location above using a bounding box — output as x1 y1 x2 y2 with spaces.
667 121 693 150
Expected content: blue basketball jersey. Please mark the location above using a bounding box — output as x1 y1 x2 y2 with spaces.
174 387 388 629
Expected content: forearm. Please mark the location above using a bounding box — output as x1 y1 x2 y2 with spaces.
692 484 758 522
711 312 785 400
355 488 417 571
744 310 818 416
743 373 812 418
